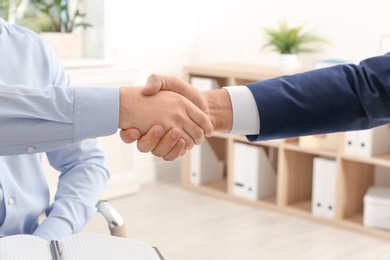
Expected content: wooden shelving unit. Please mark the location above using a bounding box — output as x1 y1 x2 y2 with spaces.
181 63 390 241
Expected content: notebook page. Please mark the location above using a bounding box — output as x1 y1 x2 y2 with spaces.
0 234 52 260
61 233 161 260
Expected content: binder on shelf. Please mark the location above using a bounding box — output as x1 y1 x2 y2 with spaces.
311 157 337 219
312 157 326 217
232 142 247 198
344 130 359 155
356 125 390 157
0 233 164 260
344 125 390 156
190 77 220 91
233 143 277 201
190 140 224 186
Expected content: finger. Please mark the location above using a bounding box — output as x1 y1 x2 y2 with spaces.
142 74 163 95
180 129 195 150
185 102 214 138
151 128 182 158
120 128 141 144
136 125 165 153
143 74 203 107
161 138 186 161
159 78 213 136
143 75 214 137
182 122 205 146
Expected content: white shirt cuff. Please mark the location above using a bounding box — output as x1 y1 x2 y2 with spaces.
223 86 260 135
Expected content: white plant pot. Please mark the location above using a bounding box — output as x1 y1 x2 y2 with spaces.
279 54 301 71
40 32 83 59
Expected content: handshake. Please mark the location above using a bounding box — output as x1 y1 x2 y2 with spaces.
118 74 233 161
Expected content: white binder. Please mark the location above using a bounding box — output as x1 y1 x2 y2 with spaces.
323 159 337 219
233 143 248 198
312 157 337 219
356 125 390 157
312 157 327 217
344 131 358 155
190 140 224 186
233 143 277 200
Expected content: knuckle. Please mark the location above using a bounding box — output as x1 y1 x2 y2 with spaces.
152 149 164 157
137 142 151 153
185 140 195 150
162 154 175 161
193 128 205 145
149 73 158 80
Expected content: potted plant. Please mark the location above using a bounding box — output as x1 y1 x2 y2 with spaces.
29 0 92 59
262 19 329 71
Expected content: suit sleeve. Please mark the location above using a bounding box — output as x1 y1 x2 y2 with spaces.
245 53 390 141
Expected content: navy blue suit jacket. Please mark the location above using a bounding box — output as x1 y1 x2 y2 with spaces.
245 53 390 141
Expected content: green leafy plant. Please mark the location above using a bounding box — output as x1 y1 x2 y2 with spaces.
0 0 22 21
262 20 328 54
29 0 91 33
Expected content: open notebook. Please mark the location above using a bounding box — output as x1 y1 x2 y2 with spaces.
0 233 164 260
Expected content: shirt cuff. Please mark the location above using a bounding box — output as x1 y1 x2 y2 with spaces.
223 86 260 135
33 217 75 241
73 86 120 142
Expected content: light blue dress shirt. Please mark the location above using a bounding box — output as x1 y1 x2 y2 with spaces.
0 18 118 240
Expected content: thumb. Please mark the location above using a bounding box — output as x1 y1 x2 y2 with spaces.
142 74 188 96
120 128 142 144
142 74 163 96
142 74 205 110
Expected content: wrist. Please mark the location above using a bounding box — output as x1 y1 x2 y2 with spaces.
204 89 233 131
119 87 136 129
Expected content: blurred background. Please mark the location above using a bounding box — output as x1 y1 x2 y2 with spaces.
3 1 390 259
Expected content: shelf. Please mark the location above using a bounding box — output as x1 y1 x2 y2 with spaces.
181 63 390 242
341 214 390 240
342 152 390 167
202 179 228 193
288 200 312 214
232 135 282 148
284 143 337 158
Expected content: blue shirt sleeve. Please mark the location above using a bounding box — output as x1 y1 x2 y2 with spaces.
32 139 110 241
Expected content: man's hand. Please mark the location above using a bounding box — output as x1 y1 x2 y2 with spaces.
120 126 186 161
142 74 210 120
119 87 213 150
120 75 233 161
142 74 233 131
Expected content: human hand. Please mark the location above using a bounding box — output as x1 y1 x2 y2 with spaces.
124 75 232 160
120 126 186 161
119 87 213 150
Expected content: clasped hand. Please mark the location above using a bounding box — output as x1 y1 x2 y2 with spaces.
118 74 232 161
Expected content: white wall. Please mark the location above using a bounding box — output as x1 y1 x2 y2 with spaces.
112 0 390 75
193 0 390 68
112 0 198 78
